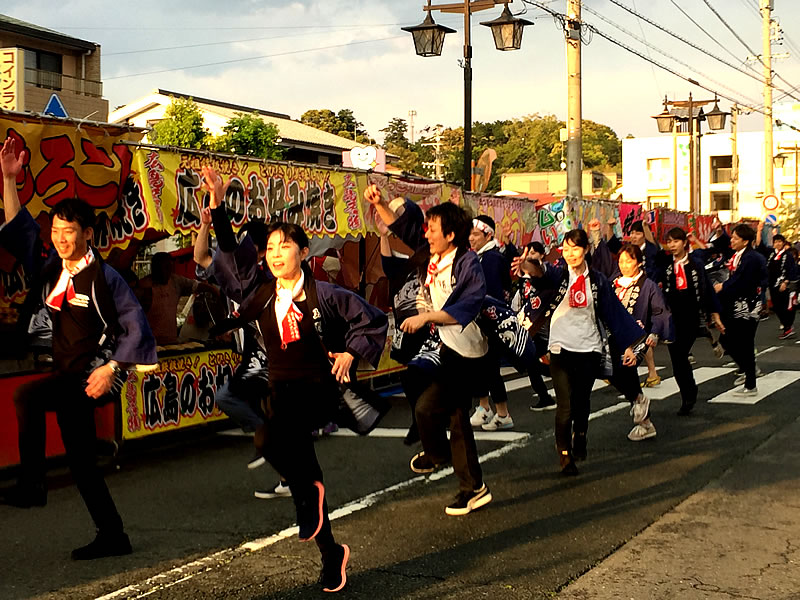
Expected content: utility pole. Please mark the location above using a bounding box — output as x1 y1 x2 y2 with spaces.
761 0 775 197
421 125 445 180
463 0 473 191
565 0 582 201
408 109 417 144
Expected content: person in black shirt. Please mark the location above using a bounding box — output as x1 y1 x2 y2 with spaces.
0 137 157 560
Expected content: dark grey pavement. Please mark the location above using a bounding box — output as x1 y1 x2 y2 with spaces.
1 317 798 600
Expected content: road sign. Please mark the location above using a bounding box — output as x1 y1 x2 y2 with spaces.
765 214 778 226
763 194 780 211
43 94 68 118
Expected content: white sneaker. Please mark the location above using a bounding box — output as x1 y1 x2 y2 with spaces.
629 395 650 425
733 386 758 397
482 413 514 431
628 422 657 441
470 406 494 427
254 481 291 499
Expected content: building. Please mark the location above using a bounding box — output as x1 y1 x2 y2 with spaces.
109 89 362 166
501 169 618 198
623 128 800 220
0 13 107 120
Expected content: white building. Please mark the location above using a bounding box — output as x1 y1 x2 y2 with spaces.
623 128 800 221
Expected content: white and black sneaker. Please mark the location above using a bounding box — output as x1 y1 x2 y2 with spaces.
445 484 492 516
247 451 266 470
529 394 556 411
254 481 291 499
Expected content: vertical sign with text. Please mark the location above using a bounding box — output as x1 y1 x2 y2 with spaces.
0 48 24 111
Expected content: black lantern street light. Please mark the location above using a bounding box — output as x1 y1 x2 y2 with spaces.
704 96 729 132
403 1 532 190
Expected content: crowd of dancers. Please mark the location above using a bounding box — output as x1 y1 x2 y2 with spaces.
2 130 797 592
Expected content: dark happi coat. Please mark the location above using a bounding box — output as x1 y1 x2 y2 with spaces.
658 251 721 334
613 272 673 341
717 247 768 321
764 245 797 289
389 199 535 368
517 261 645 377
0 207 157 373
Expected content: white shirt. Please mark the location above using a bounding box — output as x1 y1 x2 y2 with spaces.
428 248 489 358
548 264 602 354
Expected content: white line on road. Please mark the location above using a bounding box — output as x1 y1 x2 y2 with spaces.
329 427 528 442
708 370 800 405
644 367 736 400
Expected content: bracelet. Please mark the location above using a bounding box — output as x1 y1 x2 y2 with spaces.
107 360 121 374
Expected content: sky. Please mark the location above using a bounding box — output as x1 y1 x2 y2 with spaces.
6 0 800 143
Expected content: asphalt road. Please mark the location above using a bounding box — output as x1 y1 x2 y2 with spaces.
2 316 799 600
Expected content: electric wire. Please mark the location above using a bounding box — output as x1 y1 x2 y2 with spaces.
668 0 745 66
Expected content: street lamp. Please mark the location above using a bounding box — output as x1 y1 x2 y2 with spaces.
480 4 533 51
653 96 675 134
704 97 729 132
403 1 531 191
401 6 456 57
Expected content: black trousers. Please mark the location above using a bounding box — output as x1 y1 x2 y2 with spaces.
771 287 796 331
263 379 339 553
14 373 124 534
668 317 699 407
415 345 485 493
722 318 758 389
400 365 435 430
608 363 642 404
549 350 600 453
476 346 508 405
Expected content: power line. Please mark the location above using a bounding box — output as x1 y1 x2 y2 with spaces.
582 4 761 107
700 0 760 62
630 0 661 96
104 35 406 80
668 0 745 66
604 0 800 102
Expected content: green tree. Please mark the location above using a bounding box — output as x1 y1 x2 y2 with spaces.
387 143 420 173
213 112 284 160
381 117 410 149
301 108 369 142
149 97 210 149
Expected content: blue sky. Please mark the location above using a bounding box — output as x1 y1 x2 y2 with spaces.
6 0 800 141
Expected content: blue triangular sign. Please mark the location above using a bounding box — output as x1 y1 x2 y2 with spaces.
43 94 68 118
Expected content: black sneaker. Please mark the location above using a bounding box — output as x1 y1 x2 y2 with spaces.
403 423 420 446
318 543 350 592
0 483 47 508
572 432 587 461
560 451 579 476
409 451 446 474
254 481 291 499
71 531 132 560
529 394 556 411
297 481 325 542
247 450 266 470
445 484 492 516
677 400 696 416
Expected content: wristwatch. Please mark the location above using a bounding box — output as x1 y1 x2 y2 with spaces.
107 360 121 374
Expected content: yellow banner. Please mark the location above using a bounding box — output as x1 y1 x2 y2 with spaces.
122 349 237 440
135 149 371 239
0 49 24 111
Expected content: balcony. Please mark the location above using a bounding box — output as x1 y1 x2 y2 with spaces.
24 68 103 98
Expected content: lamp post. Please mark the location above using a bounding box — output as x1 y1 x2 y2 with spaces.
403 0 532 191
652 94 727 214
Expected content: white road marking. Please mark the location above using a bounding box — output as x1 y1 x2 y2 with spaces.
757 346 778 357
708 370 800 405
329 427 528 442
644 367 736 400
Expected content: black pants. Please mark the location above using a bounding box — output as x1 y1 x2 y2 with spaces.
771 287 796 331
668 318 699 407
415 345 484 493
14 373 123 534
549 350 600 453
263 379 339 553
722 318 758 389
527 336 551 400
608 363 642 404
476 346 508 405
400 365 435 431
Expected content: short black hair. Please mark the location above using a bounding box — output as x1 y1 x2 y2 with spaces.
619 242 643 264
51 197 95 231
266 221 309 251
666 227 687 242
240 220 269 252
732 223 755 243
773 234 786 244
427 202 472 250
563 228 589 250
527 241 546 255
630 220 645 234
474 214 495 233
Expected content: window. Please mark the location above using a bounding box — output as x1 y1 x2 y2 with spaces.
23 48 63 90
711 191 732 210
710 155 732 184
647 195 669 208
647 158 671 189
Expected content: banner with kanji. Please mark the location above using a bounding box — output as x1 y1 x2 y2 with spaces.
121 349 236 440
